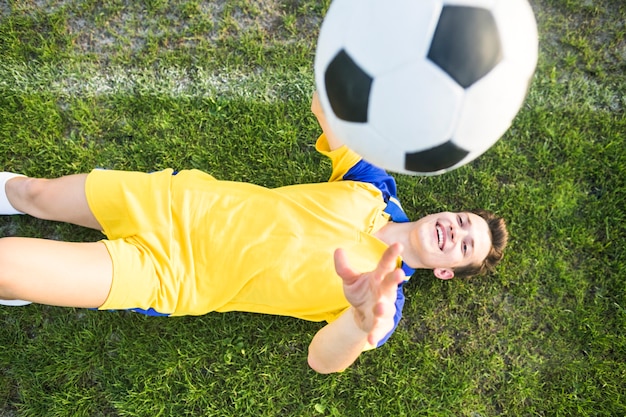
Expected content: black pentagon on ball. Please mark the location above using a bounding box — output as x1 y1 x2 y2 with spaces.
324 49 372 123
405 141 469 173
428 6 503 88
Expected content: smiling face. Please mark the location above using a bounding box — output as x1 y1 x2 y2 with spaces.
409 211 492 279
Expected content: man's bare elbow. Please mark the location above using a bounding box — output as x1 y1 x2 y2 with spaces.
307 352 347 374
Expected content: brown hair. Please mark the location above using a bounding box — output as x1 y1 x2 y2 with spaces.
453 209 509 278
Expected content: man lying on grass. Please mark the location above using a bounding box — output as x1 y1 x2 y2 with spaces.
0 92 508 374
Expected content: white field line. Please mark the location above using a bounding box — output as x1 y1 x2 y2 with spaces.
0 63 314 100
0 62 621 112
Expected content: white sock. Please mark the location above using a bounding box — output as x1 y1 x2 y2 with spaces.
0 172 24 215
0 299 31 306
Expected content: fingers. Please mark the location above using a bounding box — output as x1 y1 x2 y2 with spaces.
368 330 384 347
371 268 404 319
333 248 361 285
312 90 319 108
368 266 405 346
367 302 396 346
381 260 406 290
375 243 404 279
311 91 323 120
335 244 406 346
334 243 405 285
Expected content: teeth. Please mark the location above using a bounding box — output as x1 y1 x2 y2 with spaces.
436 225 443 249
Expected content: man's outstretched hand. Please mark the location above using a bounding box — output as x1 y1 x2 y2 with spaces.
307 243 406 373
334 243 406 347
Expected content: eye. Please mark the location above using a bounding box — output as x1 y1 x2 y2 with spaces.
462 242 468 255
458 215 463 226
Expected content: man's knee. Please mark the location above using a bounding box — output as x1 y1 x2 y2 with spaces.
9 177 50 217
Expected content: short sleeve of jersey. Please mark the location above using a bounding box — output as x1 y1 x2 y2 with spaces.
316 134 415 348
315 135 397 199
315 134 363 182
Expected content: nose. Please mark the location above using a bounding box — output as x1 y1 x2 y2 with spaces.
449 224 468 243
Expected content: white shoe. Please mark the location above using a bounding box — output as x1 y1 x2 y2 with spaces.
0 299 31 306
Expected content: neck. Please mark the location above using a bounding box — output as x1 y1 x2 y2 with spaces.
374 222 423 269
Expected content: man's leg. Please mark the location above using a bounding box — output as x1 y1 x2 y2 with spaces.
0 238 112 308
3 173 101 229
0 172 107 305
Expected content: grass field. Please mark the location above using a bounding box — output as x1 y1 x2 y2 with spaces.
0 0 625 416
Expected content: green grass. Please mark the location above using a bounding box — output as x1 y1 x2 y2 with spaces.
0 0 625 415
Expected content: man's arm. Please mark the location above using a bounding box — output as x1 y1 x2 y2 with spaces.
311 91 345 151
307 244 405 374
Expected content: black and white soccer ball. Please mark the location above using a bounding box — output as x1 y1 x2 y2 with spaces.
314 0 538 175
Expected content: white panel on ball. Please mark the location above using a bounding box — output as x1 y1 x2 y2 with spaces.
444 0 496 8
344 1 443 75
370 60 465 151
456 62 532 153
493 0 539 75
332 120 395 168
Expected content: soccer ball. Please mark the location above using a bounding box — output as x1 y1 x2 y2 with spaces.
314 0 538 175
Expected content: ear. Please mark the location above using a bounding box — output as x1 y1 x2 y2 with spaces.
433 268 454 280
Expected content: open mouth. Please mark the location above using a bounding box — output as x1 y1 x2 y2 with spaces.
436 223 444 250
